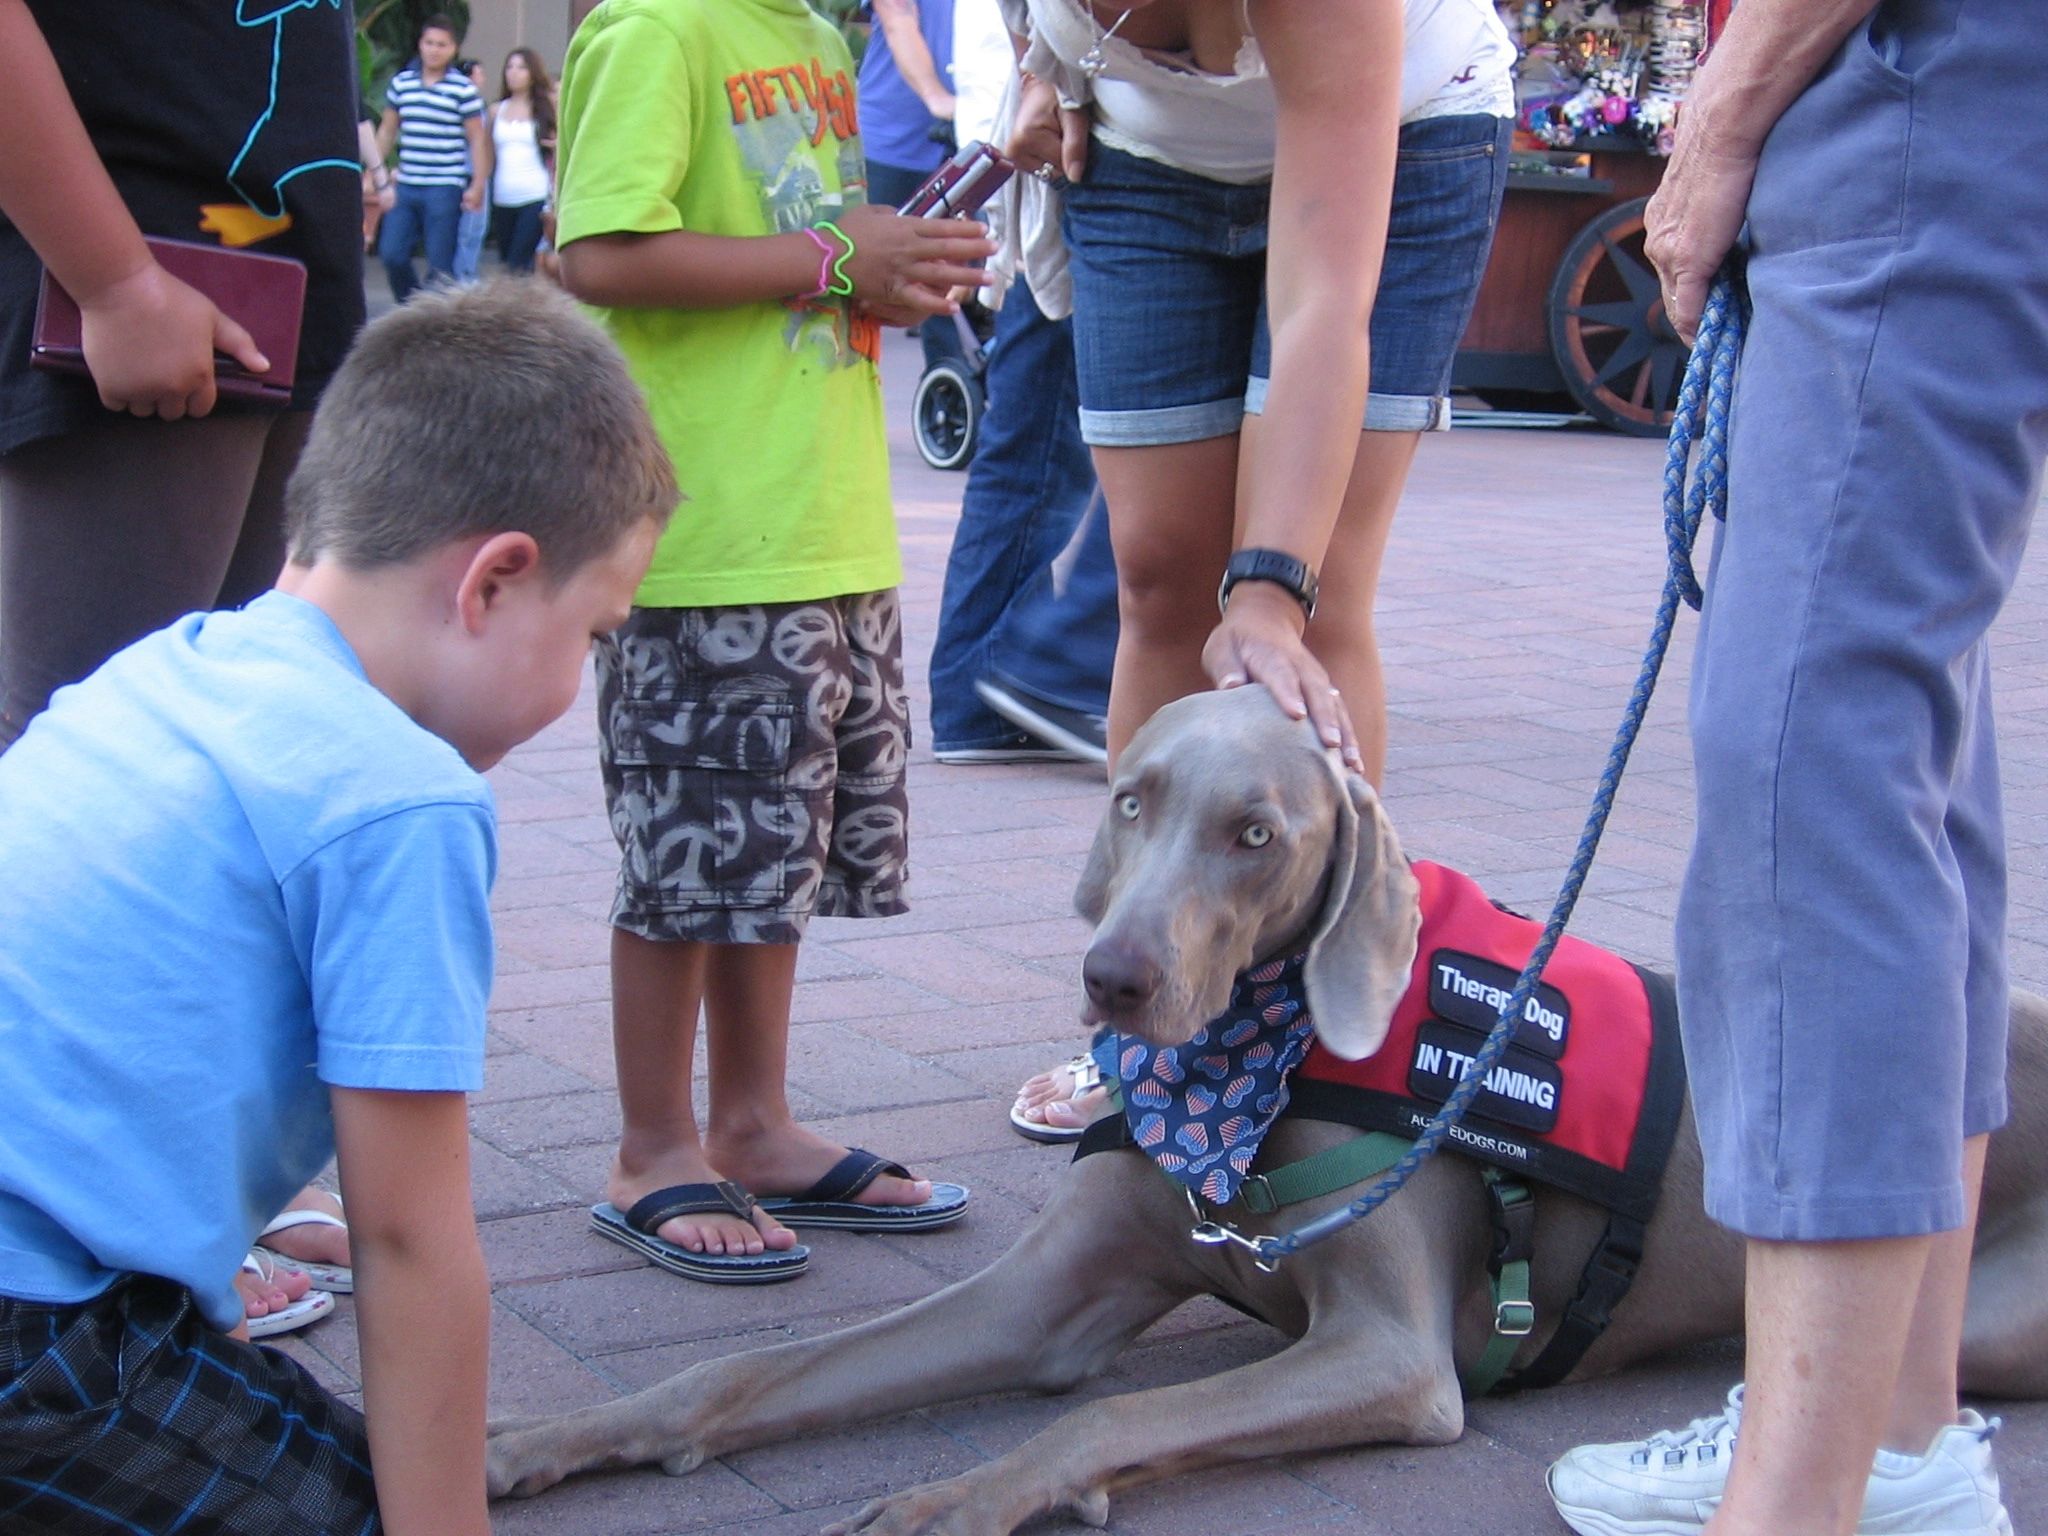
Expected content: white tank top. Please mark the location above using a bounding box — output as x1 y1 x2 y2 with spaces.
1023 0 1516 184
491 109 551 206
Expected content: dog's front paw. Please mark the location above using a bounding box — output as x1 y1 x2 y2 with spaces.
821 1472 1105 1536
821 1476 1004 1536
487 1407 710 1500
485 1422 576 1500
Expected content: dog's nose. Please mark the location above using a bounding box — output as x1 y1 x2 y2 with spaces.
1083 946 1162 1016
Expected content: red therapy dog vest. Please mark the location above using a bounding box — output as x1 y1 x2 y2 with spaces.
1290 860 1683 1224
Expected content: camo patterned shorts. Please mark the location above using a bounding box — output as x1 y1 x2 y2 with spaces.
594 592 911 944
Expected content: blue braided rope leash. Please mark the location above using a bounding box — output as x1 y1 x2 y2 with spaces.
1195 270 1751 1268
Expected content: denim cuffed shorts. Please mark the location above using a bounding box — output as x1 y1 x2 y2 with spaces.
1677 0 2048 1241
1061 113 1511 446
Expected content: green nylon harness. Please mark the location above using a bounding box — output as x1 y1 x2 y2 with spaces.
1209 1130 1534 1396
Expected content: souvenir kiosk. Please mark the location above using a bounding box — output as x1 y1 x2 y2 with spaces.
1455 0 1725 435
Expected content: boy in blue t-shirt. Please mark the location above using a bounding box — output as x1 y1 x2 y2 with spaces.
0 282 676 1536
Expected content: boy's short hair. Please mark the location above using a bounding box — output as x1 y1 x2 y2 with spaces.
419 12 461 41
286 281 678 581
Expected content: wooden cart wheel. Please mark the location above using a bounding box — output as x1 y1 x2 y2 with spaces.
1546 196 1687 438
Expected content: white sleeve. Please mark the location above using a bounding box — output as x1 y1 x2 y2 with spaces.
951 0 1016 145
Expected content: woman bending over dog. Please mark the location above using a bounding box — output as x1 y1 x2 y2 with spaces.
1005 0 1516 1138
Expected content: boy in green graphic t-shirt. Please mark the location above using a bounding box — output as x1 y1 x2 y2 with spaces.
555 0 992 1284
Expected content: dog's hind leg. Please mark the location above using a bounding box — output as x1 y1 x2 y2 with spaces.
821 1317 1463 1536
1959 1194 2048 1399
487 1157 1199 1500
1959 999 2048 1399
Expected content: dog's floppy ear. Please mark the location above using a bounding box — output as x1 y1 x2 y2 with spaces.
1302 771 1420 1060
1073 815 1120 925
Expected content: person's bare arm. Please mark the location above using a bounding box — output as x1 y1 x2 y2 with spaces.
0 0 264 416
875 0 955 119
559 202 991 313
356 118 386 188
1201 0 1403 762
463 112 489 212
358 118 394 209
333 1087 491 1536
1645 0 1880 338
375 104 400 169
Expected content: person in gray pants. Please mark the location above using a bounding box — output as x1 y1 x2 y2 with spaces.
1548 3 2046 1535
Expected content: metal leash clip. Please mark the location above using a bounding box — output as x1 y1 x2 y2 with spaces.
1183 1187 1284 1273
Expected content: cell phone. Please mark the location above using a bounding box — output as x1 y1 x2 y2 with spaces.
899 140 1015 219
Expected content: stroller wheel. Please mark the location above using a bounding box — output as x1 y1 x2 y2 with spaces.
913 359 981 471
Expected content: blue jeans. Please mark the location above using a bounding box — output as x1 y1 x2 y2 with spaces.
379 182 464 302
1062 116 1511 443
454 203 488 282
491 199 546 273
929 280 1118 752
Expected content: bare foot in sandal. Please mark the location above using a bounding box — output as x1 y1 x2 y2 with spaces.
708 1120 936 1211
256 1185 351 1290
231 1250 334 1339
233 1254 312 1322
1010 1053 1114 1142
607 1146 799 1258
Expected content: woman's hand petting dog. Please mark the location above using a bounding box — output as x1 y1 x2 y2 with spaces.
1205 580 1362 771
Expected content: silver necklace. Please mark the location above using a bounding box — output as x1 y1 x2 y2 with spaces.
1078 5 1135 78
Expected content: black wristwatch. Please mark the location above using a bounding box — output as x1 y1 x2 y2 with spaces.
1217 547 1319 621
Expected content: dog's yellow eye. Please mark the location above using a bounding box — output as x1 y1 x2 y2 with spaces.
1240 824 1273 848
1116 793 1141 820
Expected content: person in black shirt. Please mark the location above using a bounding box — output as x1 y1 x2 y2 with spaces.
0 0 365 749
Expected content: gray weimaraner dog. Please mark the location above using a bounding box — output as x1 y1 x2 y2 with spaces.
487 687 2048 1533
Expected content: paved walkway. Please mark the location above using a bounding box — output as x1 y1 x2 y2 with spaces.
280 334 2047 1533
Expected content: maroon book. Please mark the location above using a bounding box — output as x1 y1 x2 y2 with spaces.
31 236 307 405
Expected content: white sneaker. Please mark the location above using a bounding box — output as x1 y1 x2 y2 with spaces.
1548 1384 1744 1535
1547 1385 2015 1536
1863 1413 2014 1536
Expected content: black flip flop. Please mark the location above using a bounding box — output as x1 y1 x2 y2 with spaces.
591 1182 809 1284
754 1149 970 1232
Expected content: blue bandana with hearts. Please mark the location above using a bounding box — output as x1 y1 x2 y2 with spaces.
1089 950 1316 1206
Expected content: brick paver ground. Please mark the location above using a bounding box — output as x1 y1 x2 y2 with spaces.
277 333 2048 1533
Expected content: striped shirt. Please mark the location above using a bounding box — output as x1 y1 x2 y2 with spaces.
387 65 483 186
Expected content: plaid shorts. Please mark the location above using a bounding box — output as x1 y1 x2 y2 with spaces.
0 1278 378 1535
595 591 912 944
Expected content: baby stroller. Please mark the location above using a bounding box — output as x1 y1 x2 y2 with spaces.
912 297 997 471
900 131 1012 469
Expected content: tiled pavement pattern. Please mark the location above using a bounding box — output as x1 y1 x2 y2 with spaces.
274 335 2048 1533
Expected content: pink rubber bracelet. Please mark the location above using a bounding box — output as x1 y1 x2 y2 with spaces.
801 227 836 299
